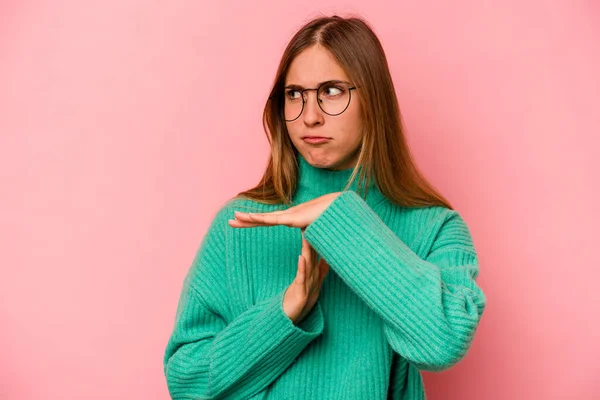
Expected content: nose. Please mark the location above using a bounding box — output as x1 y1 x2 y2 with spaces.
302 89 324 126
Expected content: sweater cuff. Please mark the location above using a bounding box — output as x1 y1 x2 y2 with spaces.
266 287 324 351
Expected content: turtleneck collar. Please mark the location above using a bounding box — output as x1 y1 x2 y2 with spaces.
292 152 386 207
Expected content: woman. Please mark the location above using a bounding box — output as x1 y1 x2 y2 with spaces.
163 14 486 399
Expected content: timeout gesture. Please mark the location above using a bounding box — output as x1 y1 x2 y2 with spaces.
228 191 342 324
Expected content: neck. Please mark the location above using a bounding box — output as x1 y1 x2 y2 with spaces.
292 152 385 206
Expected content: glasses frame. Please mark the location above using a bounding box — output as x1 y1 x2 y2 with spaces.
282 80 358 122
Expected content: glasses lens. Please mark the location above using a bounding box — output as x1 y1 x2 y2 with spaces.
284 89 303 121
319 83 350 115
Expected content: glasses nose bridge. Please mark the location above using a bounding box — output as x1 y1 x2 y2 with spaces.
301 87 320 102
301 88 323 115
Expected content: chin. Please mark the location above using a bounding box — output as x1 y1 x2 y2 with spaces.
312 157 345 171
299 151 332 167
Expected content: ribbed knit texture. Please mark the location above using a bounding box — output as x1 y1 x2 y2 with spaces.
163 153 486 399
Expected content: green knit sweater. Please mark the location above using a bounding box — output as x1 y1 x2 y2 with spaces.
163 153 486 399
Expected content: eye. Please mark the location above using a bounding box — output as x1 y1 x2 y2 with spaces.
285 89 302 100
322 84 346 98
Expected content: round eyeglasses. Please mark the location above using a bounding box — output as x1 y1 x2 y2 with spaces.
283 80 357 122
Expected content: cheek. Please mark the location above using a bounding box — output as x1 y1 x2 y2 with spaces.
285 122 299 137
339 105 363 136
345 96 363 128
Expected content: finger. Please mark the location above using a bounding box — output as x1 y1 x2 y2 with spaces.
234 211 292 227
264 210 288 215
311 245 320 266
305 238 320 275
227 219 263 228
303 233 319 264
301 234 311 265
301 238 316 291
303 238 319 289
234 209 288 217
317 259 330 286
303 237 321 291
295 255 306 288
309 260 319 292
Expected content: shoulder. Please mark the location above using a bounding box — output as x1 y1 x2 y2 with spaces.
413 206 476 257
391 202 468 231
377 197 455 228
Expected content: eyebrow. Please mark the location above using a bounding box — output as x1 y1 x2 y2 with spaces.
284 79 351 89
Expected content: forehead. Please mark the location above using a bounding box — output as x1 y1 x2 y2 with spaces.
285 45 350 86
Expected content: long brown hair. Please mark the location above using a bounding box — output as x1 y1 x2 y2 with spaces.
235 14 453 210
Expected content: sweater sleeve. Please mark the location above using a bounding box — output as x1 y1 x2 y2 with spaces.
303 190 486 372
163 203 324 399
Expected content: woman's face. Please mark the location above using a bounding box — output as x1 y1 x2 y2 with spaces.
284 45 363 171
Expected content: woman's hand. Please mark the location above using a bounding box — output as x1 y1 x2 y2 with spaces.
283 232 330 325
228 192 342 232
228 192 341 324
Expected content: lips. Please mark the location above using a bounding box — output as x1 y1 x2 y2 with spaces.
303 137 330 144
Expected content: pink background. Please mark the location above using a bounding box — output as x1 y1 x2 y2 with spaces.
2 1 599 399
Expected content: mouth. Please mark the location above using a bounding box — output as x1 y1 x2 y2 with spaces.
302 136 331 144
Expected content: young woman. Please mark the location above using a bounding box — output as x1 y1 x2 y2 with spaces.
163 14 486 400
